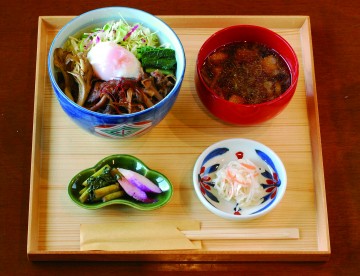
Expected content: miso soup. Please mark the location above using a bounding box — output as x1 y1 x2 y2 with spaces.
200 41 291 105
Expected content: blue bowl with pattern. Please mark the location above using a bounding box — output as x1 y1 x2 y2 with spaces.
193 138 287 221
48 7 185 139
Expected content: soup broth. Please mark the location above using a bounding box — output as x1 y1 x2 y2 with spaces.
200 41 291 104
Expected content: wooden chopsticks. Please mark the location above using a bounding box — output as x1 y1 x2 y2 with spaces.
182 228 299 240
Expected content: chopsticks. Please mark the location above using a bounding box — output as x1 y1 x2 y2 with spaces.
182 228 299 240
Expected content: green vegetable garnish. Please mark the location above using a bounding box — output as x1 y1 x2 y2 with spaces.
136 46 177 74
79 165 118 203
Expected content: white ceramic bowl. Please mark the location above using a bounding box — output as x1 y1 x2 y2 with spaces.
193 138 287 220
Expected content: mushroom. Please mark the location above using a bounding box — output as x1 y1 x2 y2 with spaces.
53 49 94 106
141 77 163 101
53 48 75 101
67 53 93 106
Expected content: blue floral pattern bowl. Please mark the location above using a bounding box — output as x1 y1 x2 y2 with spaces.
48 7 186 139
193 138 287 221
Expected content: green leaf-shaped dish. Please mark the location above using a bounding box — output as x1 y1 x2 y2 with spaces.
68 154 173 210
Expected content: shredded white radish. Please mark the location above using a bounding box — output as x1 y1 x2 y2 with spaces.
214 159 265 207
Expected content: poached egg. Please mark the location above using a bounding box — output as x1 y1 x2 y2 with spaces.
87 41 142 81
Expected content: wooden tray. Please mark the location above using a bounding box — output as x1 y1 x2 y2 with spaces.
28 15 330 261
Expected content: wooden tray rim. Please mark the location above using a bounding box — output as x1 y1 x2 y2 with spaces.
27 15 330 262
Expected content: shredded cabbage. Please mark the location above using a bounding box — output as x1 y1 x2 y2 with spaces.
214 159 265 208
63 18 161 56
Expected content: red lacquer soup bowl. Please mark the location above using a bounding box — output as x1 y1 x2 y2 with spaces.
195 25 299 125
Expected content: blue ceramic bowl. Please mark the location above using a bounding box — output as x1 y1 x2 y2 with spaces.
193 138 287 221
48 7 186 138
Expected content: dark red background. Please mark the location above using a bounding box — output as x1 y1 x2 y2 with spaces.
1 0 359 274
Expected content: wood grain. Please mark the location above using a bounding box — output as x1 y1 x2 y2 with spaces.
27 16 329 261
182 228 300 240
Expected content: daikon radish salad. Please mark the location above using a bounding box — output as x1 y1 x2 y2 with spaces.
193 138 287 220
214 159 266 208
